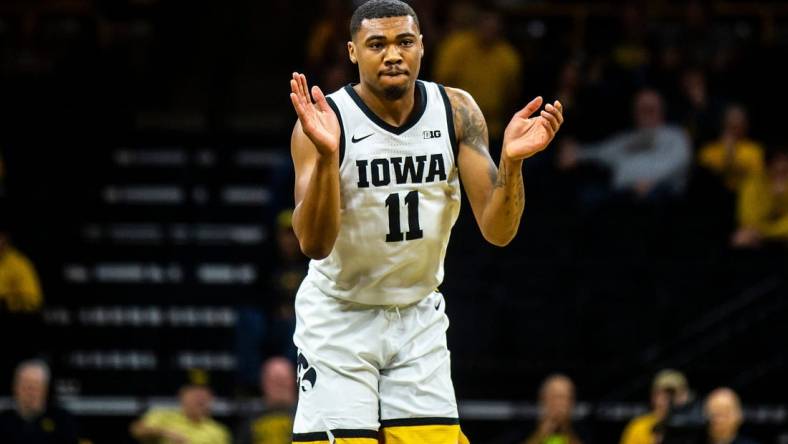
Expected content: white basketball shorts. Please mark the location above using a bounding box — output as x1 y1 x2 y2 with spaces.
291 276 461 442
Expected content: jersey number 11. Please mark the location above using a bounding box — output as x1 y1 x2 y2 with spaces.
385 191 423 242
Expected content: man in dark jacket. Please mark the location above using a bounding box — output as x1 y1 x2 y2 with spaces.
0 360 79 444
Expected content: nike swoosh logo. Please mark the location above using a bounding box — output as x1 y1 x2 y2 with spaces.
434 300 441 311
351 133 373 143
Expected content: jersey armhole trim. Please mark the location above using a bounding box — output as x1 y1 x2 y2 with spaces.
325 96 345 167
437 84 460 166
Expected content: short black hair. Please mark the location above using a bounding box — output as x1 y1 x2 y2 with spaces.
350 0 420 38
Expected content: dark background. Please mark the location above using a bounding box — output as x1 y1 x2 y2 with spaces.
1 0 787 442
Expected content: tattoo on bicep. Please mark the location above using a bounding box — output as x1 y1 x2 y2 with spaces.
452 92 496 184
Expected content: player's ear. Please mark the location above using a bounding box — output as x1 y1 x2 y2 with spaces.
348 41 358 64
419 34 424 59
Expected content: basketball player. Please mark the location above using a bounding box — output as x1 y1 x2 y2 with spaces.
288 1 563 443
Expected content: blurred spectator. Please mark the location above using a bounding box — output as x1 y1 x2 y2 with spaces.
620 369 689 444
433 6 521 142
0 226 45 380
698 105 764 192
551 56 613 142
552 59 591 139
679 1 741 78
649 42 683 115
0 227 43 314
523 374 589 444
554 59 582 119
130 369 230 444
0 360 79 444
677 68 725 147
704 388 759 444
441 1 476 34
653 374 706 444
235 210 305 393
236 357 296 444
305 0 353 91
609 3 651 84
305 0 346 67
268 209 305 358
559 89 691 203
731 148 788 248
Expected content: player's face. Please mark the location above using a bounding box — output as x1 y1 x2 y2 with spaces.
349 16 423 101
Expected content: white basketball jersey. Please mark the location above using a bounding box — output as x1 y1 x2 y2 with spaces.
305 80 461 306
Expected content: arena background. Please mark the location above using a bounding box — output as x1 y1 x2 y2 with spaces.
1 0 787 442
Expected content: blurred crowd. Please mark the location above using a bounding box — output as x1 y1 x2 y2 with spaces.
492 369 760 444
0 359 764 444
1 0 788 442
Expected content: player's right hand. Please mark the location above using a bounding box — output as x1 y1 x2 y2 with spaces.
290 72 340 156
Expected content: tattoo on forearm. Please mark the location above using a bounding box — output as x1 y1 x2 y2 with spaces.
495 160 507 188
516 181 525 209
504 181 526 232
500 160 525 231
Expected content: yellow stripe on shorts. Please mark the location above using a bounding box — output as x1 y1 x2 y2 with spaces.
380 418 470 444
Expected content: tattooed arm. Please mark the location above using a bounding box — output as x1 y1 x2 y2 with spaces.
446 87 562 246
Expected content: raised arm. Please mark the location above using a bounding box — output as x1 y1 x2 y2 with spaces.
289 72 341 259
447 87 562 246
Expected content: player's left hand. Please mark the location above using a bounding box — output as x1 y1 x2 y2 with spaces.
502 97 563 161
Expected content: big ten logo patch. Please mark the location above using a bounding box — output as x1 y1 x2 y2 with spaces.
296 352 317 393
423 130 441 139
